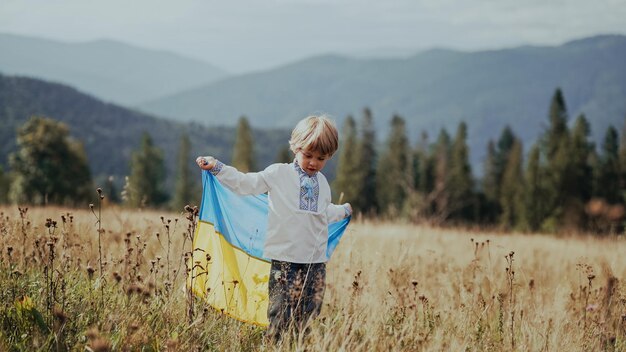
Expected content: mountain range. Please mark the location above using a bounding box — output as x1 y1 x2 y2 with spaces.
1 33 625 175
0 33 228 106
139 35 626 164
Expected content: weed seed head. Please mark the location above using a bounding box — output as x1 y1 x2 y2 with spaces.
86 265 95 279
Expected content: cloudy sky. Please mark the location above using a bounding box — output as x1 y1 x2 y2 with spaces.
2 0 626 73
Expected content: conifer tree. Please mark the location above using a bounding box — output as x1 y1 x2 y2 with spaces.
432 128 451 220
128 132 168 208
482 126 517 223
354 108 378 215
172 133 194 212
546 88 568 162
594 126 620 203
541 88 575 231
569 115 595 228
415 131 432 194
9 116 92 205
447 122 474 222
376 114 410 216
495 126 515 189
333 116 360 207
232 116 256 172
499 139 525 229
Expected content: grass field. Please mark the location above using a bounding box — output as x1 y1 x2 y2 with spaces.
0 205 625 351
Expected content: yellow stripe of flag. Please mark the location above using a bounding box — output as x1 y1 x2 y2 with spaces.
189 220 270 326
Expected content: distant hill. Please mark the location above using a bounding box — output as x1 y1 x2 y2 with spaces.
0 33 228 106
140 35 626 165
0 74 289 189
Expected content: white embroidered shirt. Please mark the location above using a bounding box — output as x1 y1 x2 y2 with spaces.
210 160 348 263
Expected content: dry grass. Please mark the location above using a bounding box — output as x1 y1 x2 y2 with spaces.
0 205 625 351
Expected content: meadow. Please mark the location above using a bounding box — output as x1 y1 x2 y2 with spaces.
0 204 625 351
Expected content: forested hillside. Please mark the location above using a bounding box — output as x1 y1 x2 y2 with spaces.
0 74 289 187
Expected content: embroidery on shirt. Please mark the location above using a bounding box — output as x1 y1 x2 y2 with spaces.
210 160 224 176
293 161 320 212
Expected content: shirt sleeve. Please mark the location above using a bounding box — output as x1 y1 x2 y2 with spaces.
326 203 349 223
208 160 274 196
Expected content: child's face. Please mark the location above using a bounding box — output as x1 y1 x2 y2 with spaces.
296 149 329 176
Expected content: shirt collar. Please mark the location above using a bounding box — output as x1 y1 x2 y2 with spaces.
293 159 317 177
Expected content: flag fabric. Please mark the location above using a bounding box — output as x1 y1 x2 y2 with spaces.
190 171 350 327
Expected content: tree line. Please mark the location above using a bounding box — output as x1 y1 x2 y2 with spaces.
0 114 274 211
334 89 626 234
0 116 197 211
1 87 625 234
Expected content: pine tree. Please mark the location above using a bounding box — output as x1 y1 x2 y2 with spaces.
447 122 474 222
415 131 432 194
499 139 525 229
546 88 568 162
541 88 574 231
9 116 92 205
482 126 516 224
433 128 451 220
376 114 410 216
495 126 515 192
594 126 620 203
128 132 168 208
333 116 360 207
232 116 256 172
172 133 195 212
353 108 378 215
568 115 595 228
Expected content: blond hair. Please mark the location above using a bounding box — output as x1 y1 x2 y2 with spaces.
289 115 339 157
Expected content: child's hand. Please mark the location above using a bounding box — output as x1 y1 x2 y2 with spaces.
196 156 217 170
343 203 352 217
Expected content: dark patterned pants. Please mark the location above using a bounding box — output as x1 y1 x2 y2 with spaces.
267 260 326 338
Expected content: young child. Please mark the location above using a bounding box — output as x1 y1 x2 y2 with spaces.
196 115 351 338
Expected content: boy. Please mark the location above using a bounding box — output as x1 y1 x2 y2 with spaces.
196 115 351 338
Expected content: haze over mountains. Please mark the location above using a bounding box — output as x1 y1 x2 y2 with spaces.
0 33 228 105
1 32 625 171
139 35 626 163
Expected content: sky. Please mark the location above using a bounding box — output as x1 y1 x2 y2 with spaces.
2 0 626 73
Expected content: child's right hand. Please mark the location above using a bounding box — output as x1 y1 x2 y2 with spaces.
196 156 217 170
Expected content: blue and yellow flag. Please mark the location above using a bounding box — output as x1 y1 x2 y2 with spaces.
189 171 350 327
